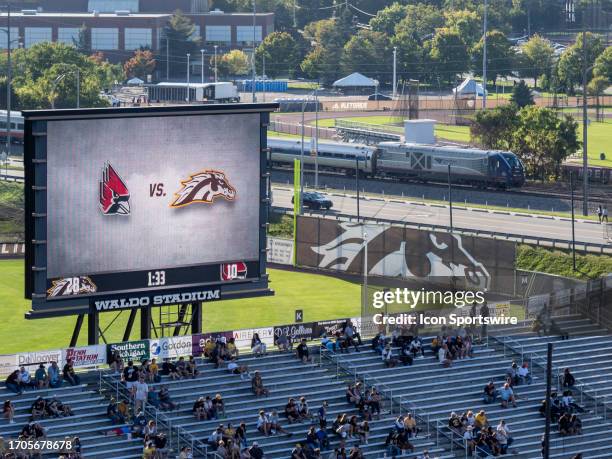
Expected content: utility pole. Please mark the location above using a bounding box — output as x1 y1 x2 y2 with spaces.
570 172 576 271
314 86 319 188
214 45 218 83
76 67 79 108
581 25 589 216
356 158 360 221
482 0 488 109
251 0 257 103
186 53 190 102
5 0 12 155
262 54 265 102
200 49 204 84
392 46 397 98
448 164 453 233
166 37 169 81
543 343 553 459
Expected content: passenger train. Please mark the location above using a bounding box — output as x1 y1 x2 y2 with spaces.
268 138 526 189
0 111 24 144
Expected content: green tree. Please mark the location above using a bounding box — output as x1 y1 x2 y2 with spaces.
161 10 201 78
556 32 605 94
510 80 535 107
593 46 612 81
429 27 470 85
470 104 519 149
300 18 346 85
341 30 390 83
587 75 610 121
391 30 426 82
220 49 250 76
444 9 481 49
255 31 298 78
393 4 444 40
472 30 515 84
520 34 554 89
123 49 156 80
73 24 90 54
511 106 579 179
369 2 409 36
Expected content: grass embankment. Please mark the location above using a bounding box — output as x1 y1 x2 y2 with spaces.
517 244 612 280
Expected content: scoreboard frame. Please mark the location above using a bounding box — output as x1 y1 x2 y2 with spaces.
23 103 277 319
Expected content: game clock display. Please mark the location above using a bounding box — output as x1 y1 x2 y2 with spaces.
24 104 276 318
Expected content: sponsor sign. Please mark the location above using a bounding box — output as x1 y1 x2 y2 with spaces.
93 288 221 311
192 331 234 357
64 345 107 368
267 238 294 265
274 322 317 341
149 336 193 359
0 243 25 258
17 349 63 368
107 340 150 363
232 327 274 349
0 354 18 377
315 319 348 337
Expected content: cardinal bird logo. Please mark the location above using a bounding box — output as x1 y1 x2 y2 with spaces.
99 163 130 215
171 169 236 208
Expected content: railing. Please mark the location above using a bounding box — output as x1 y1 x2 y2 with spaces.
272 207 612 255
268 120 336 139
436 420 496 458
98 370 210 458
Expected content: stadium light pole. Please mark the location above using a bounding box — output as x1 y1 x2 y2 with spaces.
251 0 257 103
314 86 319 188
355 157 360 221
214 45 218 83
362 231 368 314
448 164 453 233
482 0 488 109
581 29 593 216
570 172 576 271
392 46 397 98
166 37 169 81
1 1 12 156
186 53 190 102
200 49 205 84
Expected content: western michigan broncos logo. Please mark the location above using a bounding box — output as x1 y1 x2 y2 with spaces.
171 170 236 208
47 276 97 297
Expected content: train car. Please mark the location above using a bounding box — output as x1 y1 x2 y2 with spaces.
268 138 376 175
562 162 611 184
0 111 24 144
376 142 525 188
147 82 240 103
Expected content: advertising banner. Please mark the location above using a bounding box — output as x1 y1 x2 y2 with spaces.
315 319 349 337
192 331 234 357
64 345 107 368
17 349 63 368
107 340 150 363
0 354 18 377
149 336 193 360
232 327 274 349
274 322 317 342
0 243 25 259
267 237 294 265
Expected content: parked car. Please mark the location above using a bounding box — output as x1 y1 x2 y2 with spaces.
291 192 333 210
368 93 392 101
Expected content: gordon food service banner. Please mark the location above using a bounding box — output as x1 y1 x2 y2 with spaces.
107 340 150 363
64 345 107 368
149 336 193 360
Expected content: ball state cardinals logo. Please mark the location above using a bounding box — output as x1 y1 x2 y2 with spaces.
99 163 130 215
171 170 236 208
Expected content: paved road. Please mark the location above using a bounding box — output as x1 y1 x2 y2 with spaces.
271 186 611 248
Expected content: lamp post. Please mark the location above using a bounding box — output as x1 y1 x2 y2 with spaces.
362 231 369 314
570 171 576 271
200 49 205 84
214 45 218 83
299 89 319 212
356 157 360 221
51 68 80 109
251 0 257 103
186 53 191 102
392 46 397 98
1 1 12 156
314 86 319 188
482 0 488 109
448 164 453 233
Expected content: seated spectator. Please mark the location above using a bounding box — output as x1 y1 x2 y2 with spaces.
248 441 264 459
147 386 160 409
109 352 125 374
315 426 329 450
483 381 498 404
202 339 215 359
396 429 415 454
569 414 582 435
3 400 15 424
161 358 180 380
30 396 47 420
228 361 249 380
47 361 62 389
409 337 424 359
142 440 156 459
474 410 488 431
179 446 193 459
384 430 401 457
213 393 225 418
343 320 362 351
334 331 349 354
5 370 22 395
296 339 312 363
251 333 267 356
18 366 36 390
107 398 125 424
499 382 517 408
291 444 308 459
285 398 300 424
159 385 177 411
448 412 462 432
194 397 208 421
251 371 268 397
518 363 532 385
34 364 48 389
276 334 292 352
298 396 311 420
21 421 46 440
430 336 442 356
132 410 147 437
187 356 199 378
358 420 370 444
305 426 320 450
133 376 148 413
207 425 224 447
399 343 413 366
438 345 452 367
143 419 158 438
563 368 576 388
506 361 519 387
496 420 513 455
320 334 335 353
366 388 381 419
216 440 228 458
176 357 190 378
371 332 386 355
148 358 160 383
47 395 73 417
236 421 248 448
62 359 80 386
140 359 151 382
559 412 572 436
256 410 271 436
382 344 397 367
227 338 240 359
562 390 585 413
118 398 131 422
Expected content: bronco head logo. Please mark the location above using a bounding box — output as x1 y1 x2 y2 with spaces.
47 276 97 297
171 170 236 208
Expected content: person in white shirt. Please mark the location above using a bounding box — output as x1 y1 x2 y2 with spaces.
518 363 532 385
256 410 270 436
133 377 148 413
382 344 397 367
463 426 475 455
18 367 35 389
496 420 513 454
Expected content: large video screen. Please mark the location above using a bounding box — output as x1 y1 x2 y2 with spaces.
24 105 275 316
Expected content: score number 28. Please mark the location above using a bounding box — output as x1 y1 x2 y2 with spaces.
147 270 166 287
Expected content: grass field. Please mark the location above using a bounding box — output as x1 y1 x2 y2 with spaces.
0 260 360 353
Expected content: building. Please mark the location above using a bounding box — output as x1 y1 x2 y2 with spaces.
0 1 274 68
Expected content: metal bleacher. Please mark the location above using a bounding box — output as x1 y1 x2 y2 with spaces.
334 120 401 145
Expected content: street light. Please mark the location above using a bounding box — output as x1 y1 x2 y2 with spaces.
299 89 320 212
1 1 13 157
214 45 218 83
251 0 257 103
186 53 191 102
51 68 80 109
200 49 205 84
361 231 369 315
482 0 488 109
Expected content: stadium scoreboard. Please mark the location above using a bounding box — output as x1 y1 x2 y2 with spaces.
23 104 276 318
